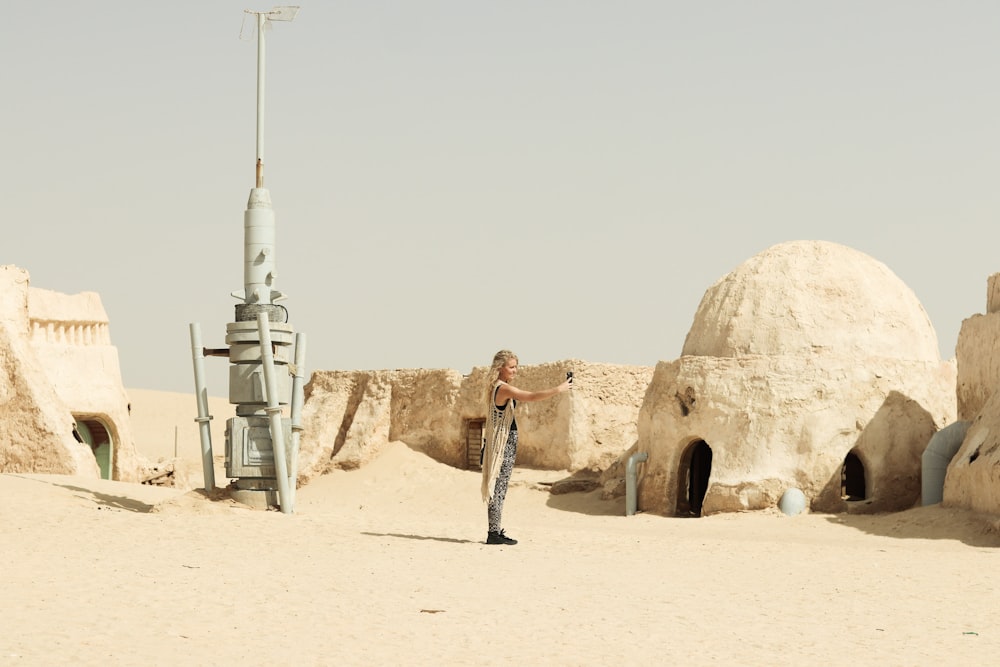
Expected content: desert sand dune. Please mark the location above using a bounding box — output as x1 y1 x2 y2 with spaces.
1 391 998 665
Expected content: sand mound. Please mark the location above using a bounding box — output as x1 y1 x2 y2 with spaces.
5 389 999 663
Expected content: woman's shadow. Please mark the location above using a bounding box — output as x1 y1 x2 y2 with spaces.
361 531 478 544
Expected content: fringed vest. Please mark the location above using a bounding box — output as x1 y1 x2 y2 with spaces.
481 381 516 502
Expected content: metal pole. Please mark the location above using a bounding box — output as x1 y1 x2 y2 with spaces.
255 11 266 188
287 332 307 509
625 451 648 516
189 323 216 491
256 313 292 513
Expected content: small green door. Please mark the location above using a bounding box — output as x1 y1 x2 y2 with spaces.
74 418 113 480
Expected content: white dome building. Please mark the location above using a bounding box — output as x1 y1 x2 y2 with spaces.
635 240 956 515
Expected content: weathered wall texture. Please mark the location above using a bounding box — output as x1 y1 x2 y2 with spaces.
296 360 652 484
944 273 1000 514
0 265 141 481
297 368 467 480
489 361 654 472
954 274 1000 422
635 241 957 516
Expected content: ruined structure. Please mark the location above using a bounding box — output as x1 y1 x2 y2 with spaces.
942 273 1000 514
296 361 653 484
0 266 141 481
633 241 956 516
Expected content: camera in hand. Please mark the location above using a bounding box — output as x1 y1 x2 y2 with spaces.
566 371 574 383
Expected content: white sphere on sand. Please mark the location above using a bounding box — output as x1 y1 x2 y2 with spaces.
778 488 807 516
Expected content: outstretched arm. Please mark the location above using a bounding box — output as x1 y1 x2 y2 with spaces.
496 379 572 405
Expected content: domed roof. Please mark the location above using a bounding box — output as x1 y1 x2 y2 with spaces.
681 240 940 361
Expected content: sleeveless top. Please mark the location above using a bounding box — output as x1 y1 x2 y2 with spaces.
495 390 517 430
481 381 517 502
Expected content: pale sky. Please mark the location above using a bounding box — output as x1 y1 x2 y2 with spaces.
6 2 1000 394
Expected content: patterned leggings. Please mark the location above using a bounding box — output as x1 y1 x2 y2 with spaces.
488 429 518 532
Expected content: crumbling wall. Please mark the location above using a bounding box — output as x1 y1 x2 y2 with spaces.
0 267 98 476
955 274 1000 421
297 368 466 482
944 273 1000 515
296 360 652 485
942 389 1000 514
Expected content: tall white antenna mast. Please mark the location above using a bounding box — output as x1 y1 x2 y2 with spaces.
245 5 299 187
188 5 307 515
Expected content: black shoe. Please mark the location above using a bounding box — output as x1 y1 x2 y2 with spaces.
486 530 517 545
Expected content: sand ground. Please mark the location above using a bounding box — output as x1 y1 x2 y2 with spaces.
2 390 999 666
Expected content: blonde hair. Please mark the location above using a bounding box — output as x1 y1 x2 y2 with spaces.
484 349 518 408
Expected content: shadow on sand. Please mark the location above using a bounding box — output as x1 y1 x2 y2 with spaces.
545 488 625 517
47 481 156 513
361 531 478 545
820 504 1000 548
13 474 241 514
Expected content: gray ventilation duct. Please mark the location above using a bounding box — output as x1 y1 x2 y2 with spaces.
626 451 648 516
921 420 971 506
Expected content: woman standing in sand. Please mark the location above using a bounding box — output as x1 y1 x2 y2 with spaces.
482 350 573 545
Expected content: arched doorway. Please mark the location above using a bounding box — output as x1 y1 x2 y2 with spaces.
841 451 866 502
676 439 712 517
73 416 114 480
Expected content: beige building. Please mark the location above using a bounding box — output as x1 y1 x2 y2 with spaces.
0 265 141 481
634 241 956 516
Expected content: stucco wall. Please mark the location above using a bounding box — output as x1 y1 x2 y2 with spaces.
943 273 1000 514
955 275 1000 421
0 265 140 480
942 388 1000 514
636 353 956 516
296 360 652 485
629 241 959 517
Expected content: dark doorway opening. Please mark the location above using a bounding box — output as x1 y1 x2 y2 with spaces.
676 439 712 517
841 451 866 501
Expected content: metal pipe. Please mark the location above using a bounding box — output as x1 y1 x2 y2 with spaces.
256 313 292 513
255 11 266 188
287 332 307 509
625 451 648 516
921 420 970 506
189 323 216 491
